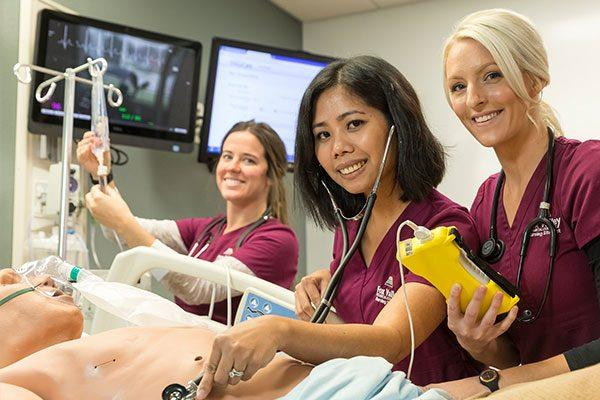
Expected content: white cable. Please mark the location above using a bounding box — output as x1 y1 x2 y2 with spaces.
207 283 216 319
226 264 233 327
90 223 102 268
395 220 420 380
112 229 124 251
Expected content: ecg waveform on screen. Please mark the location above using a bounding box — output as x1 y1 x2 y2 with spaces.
49 23 170 71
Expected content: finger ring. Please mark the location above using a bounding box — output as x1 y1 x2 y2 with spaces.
228 368 244 379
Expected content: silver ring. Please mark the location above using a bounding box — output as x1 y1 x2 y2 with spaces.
228 368 244 379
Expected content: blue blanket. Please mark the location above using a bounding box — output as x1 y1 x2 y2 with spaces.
279 356 452 400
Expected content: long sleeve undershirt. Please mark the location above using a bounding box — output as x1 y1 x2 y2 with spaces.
101 217 255 304
563 235 600 371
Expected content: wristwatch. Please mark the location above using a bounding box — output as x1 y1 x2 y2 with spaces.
479 368 500 392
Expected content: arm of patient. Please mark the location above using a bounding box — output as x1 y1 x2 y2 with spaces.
0 383 43 400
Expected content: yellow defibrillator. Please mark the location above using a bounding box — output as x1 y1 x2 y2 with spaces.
397 226 519 319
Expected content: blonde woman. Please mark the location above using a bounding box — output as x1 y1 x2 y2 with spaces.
442 8 600 391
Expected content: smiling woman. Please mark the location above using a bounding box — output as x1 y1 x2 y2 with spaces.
76 120 298 324
441 8 600 373
189 55 486 399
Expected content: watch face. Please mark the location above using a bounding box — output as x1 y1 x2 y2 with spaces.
480 369 498 383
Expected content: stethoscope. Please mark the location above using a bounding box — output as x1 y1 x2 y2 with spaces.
187 207 272 258
480 126 557 323
310 125 396 324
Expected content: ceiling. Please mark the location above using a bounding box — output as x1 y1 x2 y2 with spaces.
270 0 422 22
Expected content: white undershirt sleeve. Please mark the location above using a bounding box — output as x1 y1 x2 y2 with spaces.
100 216 256 305
162 255 255 305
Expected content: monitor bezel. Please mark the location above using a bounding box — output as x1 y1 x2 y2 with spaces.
198 37 335 165
30 9 202 153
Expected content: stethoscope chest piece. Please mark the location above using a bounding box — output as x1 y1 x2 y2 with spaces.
481 237 505 263
162 383 189 400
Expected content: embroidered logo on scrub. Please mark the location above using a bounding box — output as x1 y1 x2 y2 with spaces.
531 217 562 238
375 276 395 305
385 276 394 288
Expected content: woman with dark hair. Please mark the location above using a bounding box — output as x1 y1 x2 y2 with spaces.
194 55 482 399
77 120 298 325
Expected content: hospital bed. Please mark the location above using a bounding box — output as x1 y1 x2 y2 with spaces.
90 246 340 334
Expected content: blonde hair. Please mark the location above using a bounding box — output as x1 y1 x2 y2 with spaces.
443 8 562 136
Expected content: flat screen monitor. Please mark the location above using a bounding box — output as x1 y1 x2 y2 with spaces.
30 9 202 153
199 38 334 165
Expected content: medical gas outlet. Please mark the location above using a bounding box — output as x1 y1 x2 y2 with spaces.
397 226 519 319
46 163 82 218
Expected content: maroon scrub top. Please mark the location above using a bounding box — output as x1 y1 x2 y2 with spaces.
471 137 600 364
329 188 482 385
175 215 298 324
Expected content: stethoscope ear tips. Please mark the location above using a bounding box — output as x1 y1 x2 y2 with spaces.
481 238 505 264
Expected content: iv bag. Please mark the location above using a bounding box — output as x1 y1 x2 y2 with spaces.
91 69 111 177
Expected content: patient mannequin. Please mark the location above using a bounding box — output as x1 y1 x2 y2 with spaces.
0 269 310 400
0 326 312 400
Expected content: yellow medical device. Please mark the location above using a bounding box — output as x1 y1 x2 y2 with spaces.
397 226 519 319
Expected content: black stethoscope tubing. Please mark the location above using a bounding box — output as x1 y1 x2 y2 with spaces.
189 207 271 258
481 127 557 323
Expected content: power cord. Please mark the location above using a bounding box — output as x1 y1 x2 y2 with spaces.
110 145 129 166
395 220 432 380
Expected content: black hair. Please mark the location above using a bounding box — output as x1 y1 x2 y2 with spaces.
294 55 445 230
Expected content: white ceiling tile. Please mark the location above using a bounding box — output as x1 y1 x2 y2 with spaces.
270 0 377 22
371 0 420 7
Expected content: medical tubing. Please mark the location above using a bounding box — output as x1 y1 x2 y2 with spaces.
311 192 378 324
98 182 125 252
490 172 504 240
541 127 555 219
395 219 424 380
207 283 216 319
13 255 77 285
90 223 102 268
338 207 349 264
516 218 556 323
226 265 233 327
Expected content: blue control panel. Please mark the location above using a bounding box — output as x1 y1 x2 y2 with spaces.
237 292 297 323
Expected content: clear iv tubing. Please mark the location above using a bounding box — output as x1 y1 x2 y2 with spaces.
90 63 110 179
90 62 124 252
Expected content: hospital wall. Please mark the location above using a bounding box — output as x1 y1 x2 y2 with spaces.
0 0 20 267
302 0 600 273
0 0 307 275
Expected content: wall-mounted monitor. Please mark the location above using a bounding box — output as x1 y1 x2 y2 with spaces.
199 37 334 165
30 9 202 153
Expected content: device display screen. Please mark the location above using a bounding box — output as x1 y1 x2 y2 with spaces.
32 10 202 152
201 38 333 164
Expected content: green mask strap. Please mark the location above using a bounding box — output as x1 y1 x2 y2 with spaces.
0 287 35 307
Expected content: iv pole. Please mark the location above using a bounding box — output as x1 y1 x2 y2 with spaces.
13 57 123 260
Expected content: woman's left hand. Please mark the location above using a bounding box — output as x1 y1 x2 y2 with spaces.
85 185 135 231
196 315 286 399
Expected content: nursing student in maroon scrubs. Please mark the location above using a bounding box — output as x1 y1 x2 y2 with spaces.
194 55 482 399
443 8 600 371
77 120 298 325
